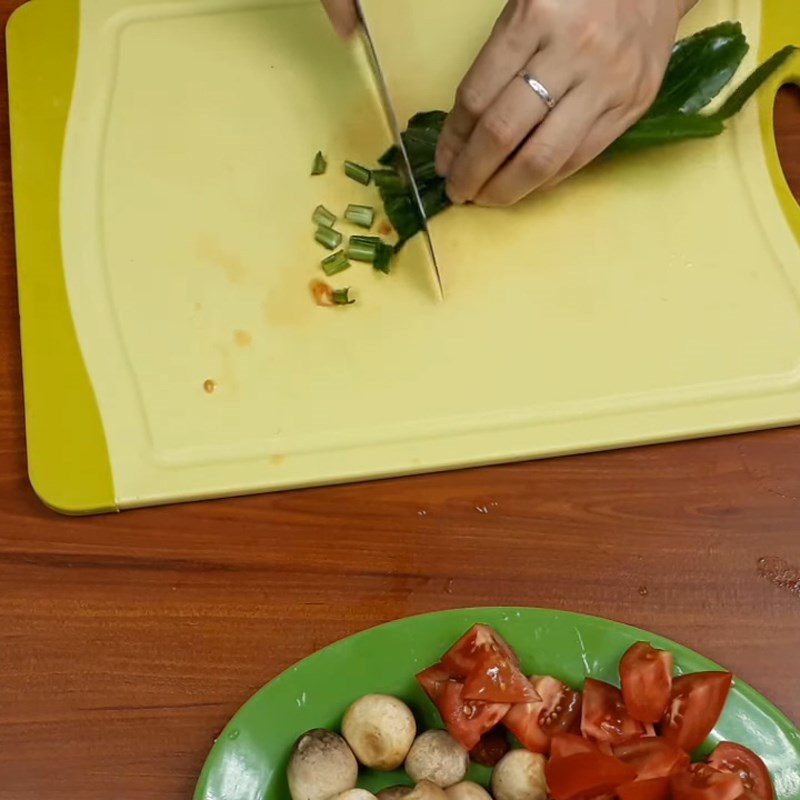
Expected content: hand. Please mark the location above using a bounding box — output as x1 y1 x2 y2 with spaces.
436 0 696 206
321 0 358 39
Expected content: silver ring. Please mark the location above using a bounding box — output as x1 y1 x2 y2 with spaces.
519 71 557 111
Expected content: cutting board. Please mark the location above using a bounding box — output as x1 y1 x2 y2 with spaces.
6 0 800 514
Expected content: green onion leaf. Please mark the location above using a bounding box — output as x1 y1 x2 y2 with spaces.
321 250 350 276
315 225 343 251
374 243 393 274
378 145 399 166
311 151 328 176
345 204 376 229
344 161 372 186
312 204 337 228
332 288 355 305
374 169 407 196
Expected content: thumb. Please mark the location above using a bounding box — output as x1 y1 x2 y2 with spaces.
321 0 359 39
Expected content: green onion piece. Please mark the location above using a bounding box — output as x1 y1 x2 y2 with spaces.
321 250 350 276
311 151 327 176
312 205 337 228
344 161 372 186
332 288 355 305
315 225 343 251
345 204 376 229
374 243 393 274
347 236 379 263
373 169 406 196
350 235 381 245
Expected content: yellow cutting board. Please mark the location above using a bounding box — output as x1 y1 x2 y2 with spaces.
6 0 800 513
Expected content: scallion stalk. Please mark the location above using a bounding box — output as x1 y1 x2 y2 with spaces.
321 250 350 276
347 236 379 263
345 204 375 229
344 161 372 186
311 151 327 176
312 205 337 228
315 225 343 251
332 288 355 305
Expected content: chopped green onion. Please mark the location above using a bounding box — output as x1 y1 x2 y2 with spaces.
311 151 327 176
374 243 393 274
345 204 376 229
321 250 350 276
347 236 379 263
315 225 343 251
373 169 406 196
312 204 337 228
344 161 372 186
332 288 355 305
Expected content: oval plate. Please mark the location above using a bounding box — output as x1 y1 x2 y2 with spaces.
194 608 800 800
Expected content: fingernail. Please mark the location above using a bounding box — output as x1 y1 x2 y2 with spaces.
435 144 455 177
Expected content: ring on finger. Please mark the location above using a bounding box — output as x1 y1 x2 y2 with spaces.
518 71 558 111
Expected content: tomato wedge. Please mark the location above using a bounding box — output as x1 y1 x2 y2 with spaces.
617 777 672 800
469 727 509 767
503 675 582 753
671 764 744 800
708 742 774 800
614 736 690 780
546 752 637 800
620 642 673 724
550 733 598 759
660 672 733 752
581 678 644 744
441 624 520 676
417 665 509 750
461 649 539 704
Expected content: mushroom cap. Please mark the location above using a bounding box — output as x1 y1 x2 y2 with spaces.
287 729 359 800
406 780 450 800
377 786 414 800
491 750 548 800
445 782 493 800
405 731 470 788
342 694 417 770
333 791 378 800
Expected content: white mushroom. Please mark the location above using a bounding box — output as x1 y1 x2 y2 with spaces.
288 729 358 800
406 780 450 800
405 731 469 788
332 791 378 800
342 694 417 770
491 750 547 800
445 782 493 800
377 787 413 800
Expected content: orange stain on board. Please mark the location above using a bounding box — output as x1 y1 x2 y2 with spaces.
195 234 245 284
203 379 216 395
269 454 286 466
234 330 252 347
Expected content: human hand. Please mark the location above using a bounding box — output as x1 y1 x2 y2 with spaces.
436 0 697 206
321 0 358 39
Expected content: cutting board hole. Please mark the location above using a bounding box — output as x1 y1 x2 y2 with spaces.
774 83 800 203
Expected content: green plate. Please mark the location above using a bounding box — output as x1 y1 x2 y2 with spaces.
194 608 800 800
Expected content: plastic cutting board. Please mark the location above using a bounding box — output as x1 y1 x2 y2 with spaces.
6 0 800 513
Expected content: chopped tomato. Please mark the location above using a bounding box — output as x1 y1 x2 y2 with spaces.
708 742 774 800
620 642 673 724
545 752 637 800
441 624 520 676
550 733 598 759
462 649 539 704
581 678 644 745
617 777 672 800
614 736 690 780
503 676 582 753
469 727 509 767
671 764 744 800
417 666 509 750
660 672 733 752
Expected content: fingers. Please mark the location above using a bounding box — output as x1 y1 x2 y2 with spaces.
434 8 540 177
321 0 358 39
445 53 574 204
474 86 607 206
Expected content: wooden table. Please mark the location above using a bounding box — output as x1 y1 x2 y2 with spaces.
0 11 799 797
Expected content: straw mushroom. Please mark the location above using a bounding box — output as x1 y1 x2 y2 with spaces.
406 780 450 800
445 782 493 800
491 750 547 800
377 787 413 800
288 729 358 800
342 694 417 770
333 791 378 800
405 731 469 788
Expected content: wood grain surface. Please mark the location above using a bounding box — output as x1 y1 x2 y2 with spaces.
0 9 799 798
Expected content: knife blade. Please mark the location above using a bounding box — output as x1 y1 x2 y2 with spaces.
356 1 445 299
